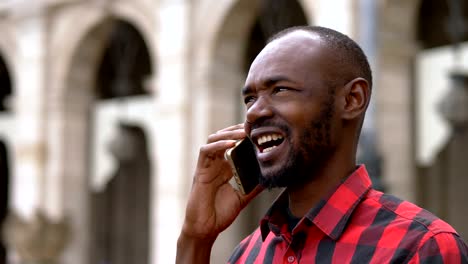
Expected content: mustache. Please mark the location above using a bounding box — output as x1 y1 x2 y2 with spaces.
248 119 291 135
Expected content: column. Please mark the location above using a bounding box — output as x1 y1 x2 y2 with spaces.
4 4 69 264
152 0 190 263
376 1 418 202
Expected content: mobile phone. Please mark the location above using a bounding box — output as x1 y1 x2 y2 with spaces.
225 138 261 195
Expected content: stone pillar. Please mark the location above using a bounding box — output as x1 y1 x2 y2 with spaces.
377 43 416 201
376 0 419 202
4 3 69 264
4 3 71 263
153 0 190 263
11 2 46 224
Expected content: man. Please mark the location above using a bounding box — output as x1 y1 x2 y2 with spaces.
176 26 468 263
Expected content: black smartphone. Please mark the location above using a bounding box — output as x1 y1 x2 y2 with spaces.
225 138 261 195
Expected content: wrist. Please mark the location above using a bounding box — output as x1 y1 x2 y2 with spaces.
176 231 217 264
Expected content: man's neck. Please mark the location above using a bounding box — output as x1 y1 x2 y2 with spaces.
286 157 356 218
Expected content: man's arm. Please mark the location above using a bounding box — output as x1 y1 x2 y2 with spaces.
176 124 263 263
176 233 216 263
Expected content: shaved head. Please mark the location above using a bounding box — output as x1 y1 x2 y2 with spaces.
268 26 372 91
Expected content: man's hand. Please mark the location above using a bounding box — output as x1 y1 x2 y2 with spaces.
176 124 263 263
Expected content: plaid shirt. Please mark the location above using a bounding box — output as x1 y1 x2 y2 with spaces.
228 165 468 263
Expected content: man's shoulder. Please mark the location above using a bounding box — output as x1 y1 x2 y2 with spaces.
362 189 457 235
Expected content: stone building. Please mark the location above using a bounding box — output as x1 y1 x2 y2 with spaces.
0 0 467 263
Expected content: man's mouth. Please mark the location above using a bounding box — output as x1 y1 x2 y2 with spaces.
255 133 284 153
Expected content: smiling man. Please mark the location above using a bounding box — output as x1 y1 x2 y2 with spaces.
176 26 468 263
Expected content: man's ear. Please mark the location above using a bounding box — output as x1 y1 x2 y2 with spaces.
341 78 370 120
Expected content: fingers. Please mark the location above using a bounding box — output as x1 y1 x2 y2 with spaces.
193 123 249 191
197 123 246 175
207 124 246 144
200 140 237 155
197 140 236 169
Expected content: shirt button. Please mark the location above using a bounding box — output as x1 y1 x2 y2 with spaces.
287 255 295 263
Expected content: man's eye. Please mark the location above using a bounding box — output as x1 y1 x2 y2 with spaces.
274 87 290 93
244 96 255 105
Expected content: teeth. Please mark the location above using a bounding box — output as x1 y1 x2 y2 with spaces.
258 137 264 145
263 146 277 153
256 134 284 146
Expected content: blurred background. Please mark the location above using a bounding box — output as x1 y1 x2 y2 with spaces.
0 0 467 263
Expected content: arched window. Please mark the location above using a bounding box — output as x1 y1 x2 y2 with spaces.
88 19 154 264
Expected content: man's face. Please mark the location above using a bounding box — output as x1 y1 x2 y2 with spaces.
243 31 339 189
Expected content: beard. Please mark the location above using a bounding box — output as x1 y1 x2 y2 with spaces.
258 93 336 189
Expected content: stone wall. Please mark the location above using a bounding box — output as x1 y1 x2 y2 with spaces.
3 0 467 263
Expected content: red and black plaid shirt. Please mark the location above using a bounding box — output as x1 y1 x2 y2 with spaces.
228 165 468 263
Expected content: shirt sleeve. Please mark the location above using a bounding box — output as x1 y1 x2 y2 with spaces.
409 232 468 263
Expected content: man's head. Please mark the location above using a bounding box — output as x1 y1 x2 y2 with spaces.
242 26 372 189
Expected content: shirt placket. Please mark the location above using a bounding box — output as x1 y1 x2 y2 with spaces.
284 251 298 264
281 233 300 264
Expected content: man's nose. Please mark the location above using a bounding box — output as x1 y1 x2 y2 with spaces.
245 96 273 124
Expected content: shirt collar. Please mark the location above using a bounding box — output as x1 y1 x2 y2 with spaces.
260 165 372 241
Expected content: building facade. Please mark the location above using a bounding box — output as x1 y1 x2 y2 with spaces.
0 0 467 263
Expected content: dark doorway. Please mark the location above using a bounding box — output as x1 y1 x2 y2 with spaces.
0 140 9 264
90 123 151 264
0 54 12 264
89 19 153 264
244 0 308 72
0 55 12 111
417 0 468 49
96 20 152 100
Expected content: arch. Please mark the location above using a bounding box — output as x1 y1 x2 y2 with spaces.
194 0 312 52
210 0 262 124
193 0 259 53
49 3 156 100
54 12 155 263
95 19 153 99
